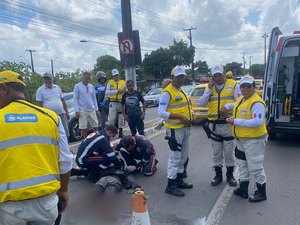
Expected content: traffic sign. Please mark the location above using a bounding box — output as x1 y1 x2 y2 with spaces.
119 38 135 55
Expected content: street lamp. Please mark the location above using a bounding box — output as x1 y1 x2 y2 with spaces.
80 39 118 48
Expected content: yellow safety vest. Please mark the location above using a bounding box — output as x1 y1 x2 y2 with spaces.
208 79 237 120
108 79 126 102
0 100 60 203
163 84 192 129
233 94 267 139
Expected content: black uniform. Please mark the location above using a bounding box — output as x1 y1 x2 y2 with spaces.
75 130 121 172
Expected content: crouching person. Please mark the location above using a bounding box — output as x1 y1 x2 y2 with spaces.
74 125 121 183
115 135 158 176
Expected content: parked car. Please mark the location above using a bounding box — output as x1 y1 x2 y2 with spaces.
143 88 162 107
63 92 83 142
182 85 194 97
189 84 208 119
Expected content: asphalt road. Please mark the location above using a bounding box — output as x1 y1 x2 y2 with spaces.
64 124 300 225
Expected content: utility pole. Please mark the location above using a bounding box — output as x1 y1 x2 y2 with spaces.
183 27 197 81
121 0 136 86
241 52 247 75
249 56 252 75
262 32 268 70
51 57 57 76
25 49 37 74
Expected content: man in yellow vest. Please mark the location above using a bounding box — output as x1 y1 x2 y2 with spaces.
158 65 194 197
0 71 73 224
226 75 268 202
107 69 126 138
197 65 241 187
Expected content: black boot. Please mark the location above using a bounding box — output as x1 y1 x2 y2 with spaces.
165 179 185 197
119 128 124 138
249 183 267 202
211 167 223 186
226 166 237 187
176 173 193 189
182 157 189 178
234 180 249 199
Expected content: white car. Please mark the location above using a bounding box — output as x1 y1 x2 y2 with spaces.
143 88 162 107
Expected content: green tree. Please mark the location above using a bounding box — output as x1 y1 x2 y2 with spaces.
169 39 194 66
194 60 209 74
250 64 265 77
142 47 173 79
224 62 243 76
55 69 83 92
93 55 122 79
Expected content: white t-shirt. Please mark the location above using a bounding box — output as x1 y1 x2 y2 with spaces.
36 84 65 114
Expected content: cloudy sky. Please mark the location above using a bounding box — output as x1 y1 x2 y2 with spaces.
1 0 300 74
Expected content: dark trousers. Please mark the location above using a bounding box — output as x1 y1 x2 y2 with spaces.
128 115 144 135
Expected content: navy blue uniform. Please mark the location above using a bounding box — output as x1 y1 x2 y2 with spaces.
75 130 121 171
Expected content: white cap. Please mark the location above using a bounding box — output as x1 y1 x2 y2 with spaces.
42 72 53 79
112 69 119 76
173 66 186 76
211 65 224 76
240 75 254 85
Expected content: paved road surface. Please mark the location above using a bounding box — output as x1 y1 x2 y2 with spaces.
63 126 300 225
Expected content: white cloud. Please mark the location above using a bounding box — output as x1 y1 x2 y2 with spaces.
1 0 300 74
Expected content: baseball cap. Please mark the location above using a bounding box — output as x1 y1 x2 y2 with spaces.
42 72 53 79
112 69 119 76
0 70 26 86
211 65 224 76
96 71 106 79
173 66 186 76
240 75 254 85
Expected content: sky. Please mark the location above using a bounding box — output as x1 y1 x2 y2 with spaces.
1 0 300 75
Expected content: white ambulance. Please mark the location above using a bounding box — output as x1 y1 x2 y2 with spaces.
263 27 300 139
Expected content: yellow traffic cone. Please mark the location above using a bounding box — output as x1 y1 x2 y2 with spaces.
131 190 151 225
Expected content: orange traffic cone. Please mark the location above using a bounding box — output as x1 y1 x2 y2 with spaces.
131 190 151 225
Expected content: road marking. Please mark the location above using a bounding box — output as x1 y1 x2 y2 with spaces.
205 170 239 225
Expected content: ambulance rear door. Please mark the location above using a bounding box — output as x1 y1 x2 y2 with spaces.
263 27 282 127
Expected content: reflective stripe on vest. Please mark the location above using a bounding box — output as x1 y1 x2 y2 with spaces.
208 79 237 120
0 100 60 203
108 79 126 102
0 136 58 151
0 174 59 193
163 85 191 129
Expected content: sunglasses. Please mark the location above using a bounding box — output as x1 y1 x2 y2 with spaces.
240 83 253 89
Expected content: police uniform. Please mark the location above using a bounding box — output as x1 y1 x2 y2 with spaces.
158 66 193 197
229 75 268 202
0 71 73 225
198 66 241 187
107 69 126 137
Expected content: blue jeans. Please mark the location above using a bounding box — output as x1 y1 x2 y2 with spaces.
128 115 144 135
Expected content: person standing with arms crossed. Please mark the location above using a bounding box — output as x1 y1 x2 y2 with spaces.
73 71 99 138
122 80 146 136
36 72 70 138
226 75 268 202
158 65 194 197
107 69 126 138
197 65 241 187
0 70 73 225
